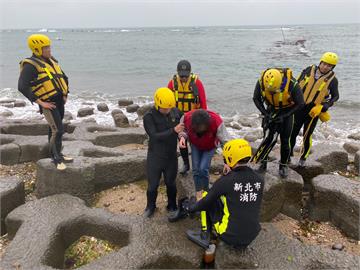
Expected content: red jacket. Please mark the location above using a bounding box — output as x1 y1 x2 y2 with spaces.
183 110 223 151
167 77 207 110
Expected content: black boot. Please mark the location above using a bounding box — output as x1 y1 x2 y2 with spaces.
279 164 288 178
258 160 267 172
144 190 157 218
179 147 190 175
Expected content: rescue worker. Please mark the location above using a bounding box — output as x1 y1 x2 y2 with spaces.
179 109 231 201
186 139 264 250
252 68 304 177
168 60 207 175
18 34 72 170
143 87 184 218
290 52 339 167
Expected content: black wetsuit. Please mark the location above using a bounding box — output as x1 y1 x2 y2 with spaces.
290 66 339 160
143 107 182 211
18 55 68 164
189 166 264 248
253 79 304 165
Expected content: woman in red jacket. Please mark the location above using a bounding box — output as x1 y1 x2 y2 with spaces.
179 109 230 201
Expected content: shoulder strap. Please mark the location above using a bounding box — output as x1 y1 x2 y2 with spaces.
189 74 199 103
173 74 178 91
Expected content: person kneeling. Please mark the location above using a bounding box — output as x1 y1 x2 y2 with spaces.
186 139 264 250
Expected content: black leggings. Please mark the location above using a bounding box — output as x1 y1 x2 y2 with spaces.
179 139 190 166
146 153 178 210
290 107 319 160
43 103 64 163
255 114 294 165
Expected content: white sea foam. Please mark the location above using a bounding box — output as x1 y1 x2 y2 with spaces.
1 89 359 148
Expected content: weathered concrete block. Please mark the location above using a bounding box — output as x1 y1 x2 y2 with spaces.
137 103 153 117
77 107 94 117
0 143 20 165
355 150 360 174
291 143 348 182
343 142 360 154
1 194 358 270
97 102 109 112
0 176 25 235
93 129 147 147
118 99 133 107
126 104 140 113
36 158 96 204
310 174 360 240
0 120 49 136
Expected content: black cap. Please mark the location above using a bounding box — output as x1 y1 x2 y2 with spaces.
177 60 191 77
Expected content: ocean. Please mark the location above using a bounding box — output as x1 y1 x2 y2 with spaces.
0 24 359 144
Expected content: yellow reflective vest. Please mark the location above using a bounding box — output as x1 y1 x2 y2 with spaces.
20 56 68 101
259 68 295 109
298 65 335 105
172 73 200 112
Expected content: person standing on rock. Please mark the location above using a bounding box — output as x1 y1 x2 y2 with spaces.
168 60 207 175
18 34 72 170
289 52 340 167
143 87 184 218
179 109 231 201
186 139 264 251
251 68 304 177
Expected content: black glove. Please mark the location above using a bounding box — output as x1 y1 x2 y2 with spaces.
322 103 329 112
273 115 284 124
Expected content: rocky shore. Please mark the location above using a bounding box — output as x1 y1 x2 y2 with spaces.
0 98 359 269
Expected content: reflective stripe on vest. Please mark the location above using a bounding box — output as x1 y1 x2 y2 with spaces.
20 57 68 101
214 196 230 235
259 68 294 109
299 65 335 105
173 73 200 112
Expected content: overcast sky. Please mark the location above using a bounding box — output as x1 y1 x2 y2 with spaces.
0 0 359 29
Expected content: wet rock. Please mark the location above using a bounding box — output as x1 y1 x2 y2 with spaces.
228 122 242 130
126 104 140 113
343 142 360 154
77 107 94 117
0 99 16 104
97 103 109 112
0 103 14 108
244 129 263 142
82 101 94 106
355 151 359 174
111 109 124 117
82 117 97 124
310 174 360 240
137 103 154 117
0 176 25 235
118 99 133 107
348 132 360 141
238 116 261 128
63 111 73 121
113 112 130 128
0 110 13 118
14 100 26 107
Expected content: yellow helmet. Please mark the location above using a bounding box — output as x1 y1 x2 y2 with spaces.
263 69 282 92
27 34 51 56
223 139 252 168
154 87 176 110
320 52 338 66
